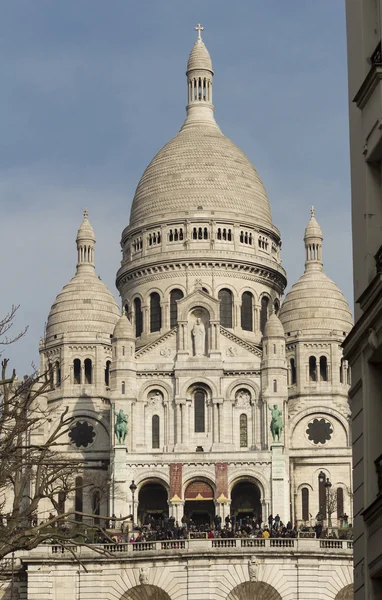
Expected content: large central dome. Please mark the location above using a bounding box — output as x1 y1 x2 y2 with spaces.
128 34 272 229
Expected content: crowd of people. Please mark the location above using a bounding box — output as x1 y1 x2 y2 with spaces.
108 513 352 544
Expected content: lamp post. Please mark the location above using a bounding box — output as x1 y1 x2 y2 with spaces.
324 477 332 529
129 480 137 529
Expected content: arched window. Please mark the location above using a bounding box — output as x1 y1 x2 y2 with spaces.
73 359 81 385
124 301 129 316
309 356 317 382
58 491 66 516
241 292 253 331
302 488 309 521
219 288 233 328
134 298 143 337
290 358 297 385
152 415 160 449
84 359 92 384
340 358 344 383
260 296 269 335
240 413 248 447
92 490 101 526
274 299 280 315
105 360 111 387
320 356 328 381
121 381 125 395
337 487 344 519
273 379 277 393
55 360 61 387
75 476 83 522
170 289 184 328
318 472 326 518
194 390 206 433
150 292 162 332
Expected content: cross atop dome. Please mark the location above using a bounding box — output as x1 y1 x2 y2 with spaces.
310 205 315 218
195 23 204 40
83 208 89 219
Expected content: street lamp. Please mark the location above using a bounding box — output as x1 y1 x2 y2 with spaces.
129 480 137 529
324 477 332 528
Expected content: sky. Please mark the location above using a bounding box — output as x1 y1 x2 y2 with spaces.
0 1 353 375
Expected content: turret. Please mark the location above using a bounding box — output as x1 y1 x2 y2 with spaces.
261 312 288 404
110 310 137 401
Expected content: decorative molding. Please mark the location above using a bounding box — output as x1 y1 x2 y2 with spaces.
220 327 262 357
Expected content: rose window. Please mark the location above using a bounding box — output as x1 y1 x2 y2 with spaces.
69 421 96 448
306 418 333 445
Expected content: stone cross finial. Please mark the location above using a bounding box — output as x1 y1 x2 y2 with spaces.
195 23 204 40
83 208 89 219
310 205 315 218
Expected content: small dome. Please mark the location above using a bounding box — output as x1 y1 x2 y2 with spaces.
304 206 322 241
113 313 134 339
279 270 353 336
77 209 95 242
187 39 213 72
46 273 120 343
263 312 285 338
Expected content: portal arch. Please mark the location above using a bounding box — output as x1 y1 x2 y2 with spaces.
334 584 354 600
227 581 282 600
121 585 172 600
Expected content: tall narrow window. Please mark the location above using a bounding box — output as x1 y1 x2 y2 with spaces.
152 415 160 449
290 358 297 385
337 487 344 519
274 299 280 315
219 288 233 328
302 488 309 521
273 379 277 393
55 361 61 387
58 491 66 515
241 292 253 331
150 292 162 332
121 381 126 395
170 289 184 328
240 413 248 447
318 472 326 518
73 359 81 385
320 356 328 381
194 390 206 433
92 490 101 526
105 360 111 387
134 298 143 337
340 358 344 383
84 359 92 384
124 301 129 316
260 296 269 335
75 476 83 522
309 356 317 382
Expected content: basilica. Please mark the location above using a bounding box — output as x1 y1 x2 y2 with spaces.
20 27 354 600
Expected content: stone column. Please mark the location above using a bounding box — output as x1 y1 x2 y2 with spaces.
142 304 149 335
162 301 170 330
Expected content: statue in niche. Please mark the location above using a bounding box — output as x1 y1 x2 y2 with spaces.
114 409 128 444
235 389 251 408
148 390 163 407
248 556 258 582
192 317 206 356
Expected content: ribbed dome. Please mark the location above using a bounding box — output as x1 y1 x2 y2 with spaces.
113 312 134 339
279 270 353 336
264 312 285 338
187 39 213 72
46 272 120 343
129 124 272 227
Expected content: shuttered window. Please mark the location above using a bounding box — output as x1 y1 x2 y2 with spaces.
302 488 309 521
219 289 233 328
241 292 253 331
170 289 184 328
194 390 205 433
152 415 160 449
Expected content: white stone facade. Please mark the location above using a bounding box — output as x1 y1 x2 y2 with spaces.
21 28 355 600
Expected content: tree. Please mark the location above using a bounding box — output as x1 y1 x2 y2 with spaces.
0 307 119 560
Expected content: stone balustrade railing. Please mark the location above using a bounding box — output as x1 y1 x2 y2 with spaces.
26 537 353 559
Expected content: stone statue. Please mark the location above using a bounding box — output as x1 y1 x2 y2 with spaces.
114 408 128 444
269 404 284 442
248 556 258 581
192 317 205 356
139 567 149 585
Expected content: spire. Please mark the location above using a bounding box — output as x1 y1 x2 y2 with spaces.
183 24 217 129
76 209 96 274
304 206 323 272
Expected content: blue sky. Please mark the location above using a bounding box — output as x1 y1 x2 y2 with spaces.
0 1 352 375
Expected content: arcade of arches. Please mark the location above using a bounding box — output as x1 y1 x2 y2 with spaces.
137 479 262 526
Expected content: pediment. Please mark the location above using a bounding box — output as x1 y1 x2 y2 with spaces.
220 327 263 359
177 289 220 321
135 328 177 361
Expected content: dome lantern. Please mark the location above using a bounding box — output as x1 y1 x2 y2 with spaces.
184 24 216 129
304 206 323 272
76 209 96 274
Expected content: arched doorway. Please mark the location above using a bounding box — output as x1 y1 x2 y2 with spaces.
138 482 168 527
334 585 354 600
227 582 282 600
184 480 215 526
231 480 262 526
121 585 171 600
